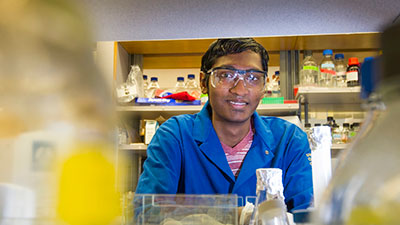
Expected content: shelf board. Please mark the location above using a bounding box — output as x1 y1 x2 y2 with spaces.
331 143 348 158
119 143 147 154
119 33 379 55
296 86 361 104
331 143 348 150
118 33 380 69
116 103 299 118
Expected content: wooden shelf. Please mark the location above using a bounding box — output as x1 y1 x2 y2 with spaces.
296 86 362 104
116 103 299 118
118 33 380 69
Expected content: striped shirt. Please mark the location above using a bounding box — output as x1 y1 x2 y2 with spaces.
221 125 254 178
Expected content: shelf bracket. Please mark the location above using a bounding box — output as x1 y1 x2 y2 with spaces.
280 50 300 100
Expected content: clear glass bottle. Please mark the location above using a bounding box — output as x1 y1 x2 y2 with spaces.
271 71 281 97
250 169 289 225
319 49 336 87
174 76 186 93
314 22 400 225
331 124 342 144
146 77 160 98
346 57 360 87
143 75 149 90
300 50 319 86
349 122 360 142
341 123 350 144
334 54 347 87
185 74 201 99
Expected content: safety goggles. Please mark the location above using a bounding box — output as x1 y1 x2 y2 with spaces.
207 67 267 90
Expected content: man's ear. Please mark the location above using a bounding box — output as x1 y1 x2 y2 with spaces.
200 72 208 94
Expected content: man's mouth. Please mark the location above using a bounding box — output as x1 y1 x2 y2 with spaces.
229 100 248 106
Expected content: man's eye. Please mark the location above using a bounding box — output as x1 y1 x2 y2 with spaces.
219 71 235 79
247 73 259 81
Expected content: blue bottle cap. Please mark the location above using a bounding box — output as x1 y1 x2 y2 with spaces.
361 56 381 99
143 75 148 80
334 53 344 59
323 49 333 56
187 74 195 79
150 77 158 81
274 71 280 75
177 77 184 81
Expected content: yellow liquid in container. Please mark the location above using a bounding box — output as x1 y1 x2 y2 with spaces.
57 144 121 225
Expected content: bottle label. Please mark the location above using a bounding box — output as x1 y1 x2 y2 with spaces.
303 65 318 71
320 68 336 75
332 133 342 140
346 71 358 81
336 71 346 76
321 63 335 69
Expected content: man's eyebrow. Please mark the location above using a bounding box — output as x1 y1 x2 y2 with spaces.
217 65 263 71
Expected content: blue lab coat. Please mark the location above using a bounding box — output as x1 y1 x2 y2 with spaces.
135 102 313 211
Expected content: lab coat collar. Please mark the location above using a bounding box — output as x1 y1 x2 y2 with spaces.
193 101 236 182
193 101 213 143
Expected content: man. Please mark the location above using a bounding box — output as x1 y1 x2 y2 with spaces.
135 38 313 212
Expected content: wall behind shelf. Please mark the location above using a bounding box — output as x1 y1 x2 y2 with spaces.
81 0 400 42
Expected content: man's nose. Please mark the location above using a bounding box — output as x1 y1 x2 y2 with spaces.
230 76 249 95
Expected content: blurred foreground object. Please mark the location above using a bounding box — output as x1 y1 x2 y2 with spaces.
314 22 400 224
133 194 239 225
0 0 120 224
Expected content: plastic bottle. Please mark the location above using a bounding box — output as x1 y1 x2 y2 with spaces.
300 50 319 86
146 77 160 98
174 76 186 93
346 57 360 87
314 23 400 224
320 49 336 87
185 74 201 99
334 54 347 87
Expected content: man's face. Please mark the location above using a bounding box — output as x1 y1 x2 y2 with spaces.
205 50 265 125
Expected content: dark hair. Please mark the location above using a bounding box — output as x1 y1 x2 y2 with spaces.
200 38 269 91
